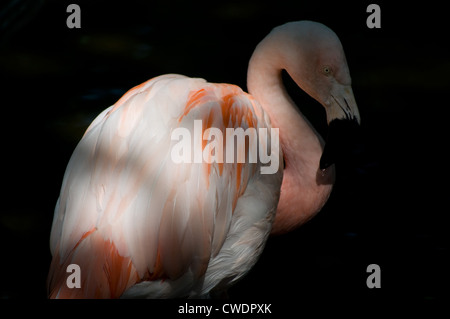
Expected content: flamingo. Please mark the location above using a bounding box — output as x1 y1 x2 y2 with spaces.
47 21 360 298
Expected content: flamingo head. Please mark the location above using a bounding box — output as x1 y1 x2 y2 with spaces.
248 21 363 234
272 21 361 169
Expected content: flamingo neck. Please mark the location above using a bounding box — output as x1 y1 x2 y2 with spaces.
247 44 334 235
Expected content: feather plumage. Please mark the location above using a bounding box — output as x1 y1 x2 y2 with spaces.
48 74 283 298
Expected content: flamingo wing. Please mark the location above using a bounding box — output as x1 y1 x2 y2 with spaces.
48 74 282 298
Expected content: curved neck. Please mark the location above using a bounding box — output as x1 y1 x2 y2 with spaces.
247 44 334 235
247 48 325 180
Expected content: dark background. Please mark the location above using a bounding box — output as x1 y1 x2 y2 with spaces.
0 0 449 308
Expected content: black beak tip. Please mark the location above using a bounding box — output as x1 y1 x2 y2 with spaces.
319 160 332 171
320 118 361 170
319 155 333 170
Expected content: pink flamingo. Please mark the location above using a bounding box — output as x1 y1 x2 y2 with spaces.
48 21 360 298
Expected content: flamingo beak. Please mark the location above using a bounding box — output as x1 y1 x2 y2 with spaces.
320 85 361 170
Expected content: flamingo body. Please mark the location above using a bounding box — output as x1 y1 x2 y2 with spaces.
48 74 283 298
48 21 361 298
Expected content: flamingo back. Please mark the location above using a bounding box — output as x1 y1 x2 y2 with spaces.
48 74 283 298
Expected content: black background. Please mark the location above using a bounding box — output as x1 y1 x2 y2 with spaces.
0 0 449 310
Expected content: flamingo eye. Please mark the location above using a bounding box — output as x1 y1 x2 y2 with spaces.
322 65 332 76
